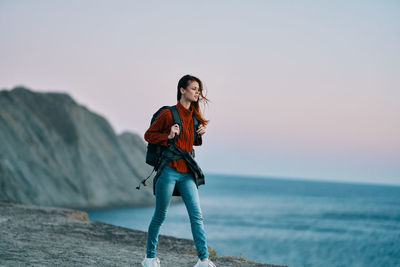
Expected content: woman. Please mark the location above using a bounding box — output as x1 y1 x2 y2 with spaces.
141 74 216 267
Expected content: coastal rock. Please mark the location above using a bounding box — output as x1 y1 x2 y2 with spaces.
0 86 181 209
0 200 288 267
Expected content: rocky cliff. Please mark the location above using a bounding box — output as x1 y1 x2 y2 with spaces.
0 86 180 209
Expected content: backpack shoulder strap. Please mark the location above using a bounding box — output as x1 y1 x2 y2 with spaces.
167 105 182 143
192 113 199 145
166 105 199 146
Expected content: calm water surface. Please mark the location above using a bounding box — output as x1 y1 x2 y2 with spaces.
85 174 400 267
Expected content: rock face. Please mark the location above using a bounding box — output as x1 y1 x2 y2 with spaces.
0 201 288 267
0 86 180 209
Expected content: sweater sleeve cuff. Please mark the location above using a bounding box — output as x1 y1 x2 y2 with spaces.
194 134 202 146
160 133 171 146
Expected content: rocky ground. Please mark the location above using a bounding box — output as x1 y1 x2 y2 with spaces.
0 200 288 267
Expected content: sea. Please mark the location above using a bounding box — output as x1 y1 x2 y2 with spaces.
85 173 400 267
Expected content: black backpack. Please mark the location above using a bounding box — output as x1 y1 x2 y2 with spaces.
136 105 199 191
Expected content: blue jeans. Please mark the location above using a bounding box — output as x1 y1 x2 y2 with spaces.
146 165 210 259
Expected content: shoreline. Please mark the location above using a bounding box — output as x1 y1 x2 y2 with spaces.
0 200 288 267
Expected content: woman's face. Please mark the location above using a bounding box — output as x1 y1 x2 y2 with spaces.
180 81 200 102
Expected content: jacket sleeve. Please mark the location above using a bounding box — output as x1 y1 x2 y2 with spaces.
144 109 173 146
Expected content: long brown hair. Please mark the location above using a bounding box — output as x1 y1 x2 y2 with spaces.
177 74 210 126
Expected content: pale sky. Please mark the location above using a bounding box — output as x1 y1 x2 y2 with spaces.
1 0 399 185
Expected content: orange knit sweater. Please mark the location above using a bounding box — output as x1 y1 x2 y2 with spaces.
144 101 202 173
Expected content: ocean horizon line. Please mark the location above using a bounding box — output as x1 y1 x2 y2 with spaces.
204 171 400 188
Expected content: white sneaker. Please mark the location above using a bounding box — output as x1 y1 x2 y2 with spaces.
194 258 216 267
141 256 161 267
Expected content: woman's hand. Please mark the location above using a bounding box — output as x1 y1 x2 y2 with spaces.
168 124 180 139
196 124 206 136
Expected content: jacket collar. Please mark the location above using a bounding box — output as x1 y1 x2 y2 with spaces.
176 100 193 117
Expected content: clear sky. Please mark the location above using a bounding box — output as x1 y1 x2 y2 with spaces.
1 0 399 185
